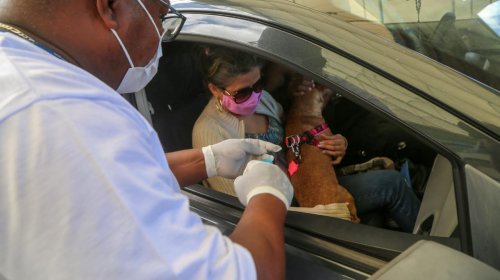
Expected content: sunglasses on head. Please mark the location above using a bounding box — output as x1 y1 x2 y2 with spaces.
221 78 262 104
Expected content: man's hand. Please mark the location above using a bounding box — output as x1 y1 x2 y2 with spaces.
234 160 294 208
202 139 281 178
230 160 291 280
317 134 348 165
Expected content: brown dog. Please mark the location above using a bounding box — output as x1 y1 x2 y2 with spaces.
285 87 359 222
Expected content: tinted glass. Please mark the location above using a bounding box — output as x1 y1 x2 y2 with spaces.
288 0 500 92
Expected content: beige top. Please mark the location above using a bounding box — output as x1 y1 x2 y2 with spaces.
192 90 283 195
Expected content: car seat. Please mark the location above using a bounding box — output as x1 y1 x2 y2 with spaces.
426 12 499 89
145 41 208 152
429 12 468 61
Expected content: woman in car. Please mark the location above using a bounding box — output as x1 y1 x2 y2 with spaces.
192 45 420 232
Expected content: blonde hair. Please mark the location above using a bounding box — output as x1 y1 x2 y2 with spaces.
199 45 263 89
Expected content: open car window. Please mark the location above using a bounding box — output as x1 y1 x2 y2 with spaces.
139 39 472 274
146 39 462 239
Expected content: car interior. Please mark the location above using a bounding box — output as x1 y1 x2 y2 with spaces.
140 39 460 240
386 11 500 91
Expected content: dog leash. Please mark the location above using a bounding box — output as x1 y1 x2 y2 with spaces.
285 122 329 176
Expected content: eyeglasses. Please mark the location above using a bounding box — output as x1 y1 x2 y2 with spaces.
222 78 262 104
160 6 186 41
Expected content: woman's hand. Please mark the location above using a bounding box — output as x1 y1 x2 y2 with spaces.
316 134 348 165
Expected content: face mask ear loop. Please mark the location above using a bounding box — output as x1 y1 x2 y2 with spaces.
111 29 135 68
136 0 162 38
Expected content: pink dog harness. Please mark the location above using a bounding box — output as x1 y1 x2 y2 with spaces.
285 122 329 176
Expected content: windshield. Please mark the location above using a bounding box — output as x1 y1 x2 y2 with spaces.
289 0 500 92
478 1 500 36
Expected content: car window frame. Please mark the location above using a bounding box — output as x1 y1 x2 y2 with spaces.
163 3 500 263
175 15 467 228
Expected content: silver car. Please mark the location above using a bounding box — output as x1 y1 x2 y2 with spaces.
133 0 500 278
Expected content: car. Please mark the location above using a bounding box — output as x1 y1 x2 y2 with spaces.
129 0 500 278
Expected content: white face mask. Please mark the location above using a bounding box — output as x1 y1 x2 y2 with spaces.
112 0 164 94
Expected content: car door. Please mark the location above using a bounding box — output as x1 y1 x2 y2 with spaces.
137 0 500 277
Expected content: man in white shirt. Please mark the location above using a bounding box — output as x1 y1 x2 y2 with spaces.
0 0 293 279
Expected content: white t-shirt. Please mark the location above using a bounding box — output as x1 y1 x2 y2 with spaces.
0 32 255 280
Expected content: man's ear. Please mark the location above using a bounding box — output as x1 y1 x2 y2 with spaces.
96 0 119 29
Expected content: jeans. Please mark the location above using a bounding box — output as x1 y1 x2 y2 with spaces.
338 169 420 232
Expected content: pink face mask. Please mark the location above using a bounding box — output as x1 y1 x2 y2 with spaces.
221 91 262 116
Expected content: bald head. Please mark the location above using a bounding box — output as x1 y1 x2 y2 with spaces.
0 0 80 23
0 0 162 90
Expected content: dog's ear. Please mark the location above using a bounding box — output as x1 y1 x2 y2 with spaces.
315 84 326 91
320 88 334 109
